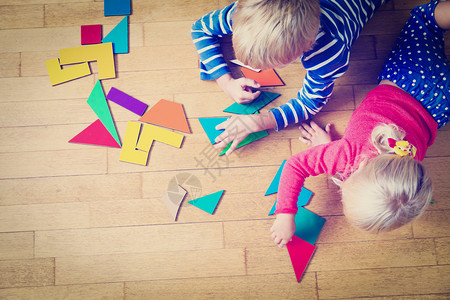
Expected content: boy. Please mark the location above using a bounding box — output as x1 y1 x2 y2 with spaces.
191 0 386 155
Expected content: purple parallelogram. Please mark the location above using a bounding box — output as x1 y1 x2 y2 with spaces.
106 87 148 116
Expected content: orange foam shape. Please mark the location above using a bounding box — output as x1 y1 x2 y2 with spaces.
139 99 191 133
241 67 284 87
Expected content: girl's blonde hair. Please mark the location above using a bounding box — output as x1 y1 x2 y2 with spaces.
232 0 321 69
340 124 432 232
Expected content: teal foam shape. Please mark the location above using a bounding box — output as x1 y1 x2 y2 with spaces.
293 207 326 245
188 190 225 214
104 0 131 16
268 187 313 215
87 80 121 146
223 91 281 115
265 160 287 196
102 16 129 54
198 117 228 144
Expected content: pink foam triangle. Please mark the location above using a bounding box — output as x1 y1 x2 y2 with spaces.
286 236 316 282
69 119 121 148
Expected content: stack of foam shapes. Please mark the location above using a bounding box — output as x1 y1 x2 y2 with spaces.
87 80 121 146
198 117 228 144
69 119 121 148
102 16 129 54
268 187 313 216
104 0 131 16
241 67 284 86
59 43 116 80
46 58 91 86
81 24 102 45
286 236 316 282
106 87 148 116
188 190 225 214
162 185 187 221
219 130 268 156
223 91 281 115
120 121 184 166
293 207 326 245
139 99 191 133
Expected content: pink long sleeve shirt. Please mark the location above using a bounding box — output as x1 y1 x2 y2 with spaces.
275 84 438 214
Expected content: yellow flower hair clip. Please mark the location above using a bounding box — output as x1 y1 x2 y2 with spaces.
388 138 417 158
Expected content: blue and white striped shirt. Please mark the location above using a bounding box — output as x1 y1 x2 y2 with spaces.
191 0 385 130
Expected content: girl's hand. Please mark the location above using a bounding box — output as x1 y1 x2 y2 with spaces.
270 213 296 248
216 73 261 104
299 121 332 147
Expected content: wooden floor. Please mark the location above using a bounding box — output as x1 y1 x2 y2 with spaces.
0 0 449 299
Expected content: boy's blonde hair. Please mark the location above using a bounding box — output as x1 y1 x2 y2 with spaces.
232 0 321 69
340 124 432 232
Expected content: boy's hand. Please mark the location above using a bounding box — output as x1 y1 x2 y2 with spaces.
298 121 332 147
270 213 296 248
216 73 261 104
213 112 276 156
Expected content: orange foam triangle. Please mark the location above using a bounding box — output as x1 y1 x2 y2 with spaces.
69 119 121 148
241 67 284 87
138 99 191 133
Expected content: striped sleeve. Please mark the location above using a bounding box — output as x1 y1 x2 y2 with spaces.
191 2 237 80
269 35 350 130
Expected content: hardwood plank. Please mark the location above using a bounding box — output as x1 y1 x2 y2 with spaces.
317 265 450 299
144 21 195 46
0 232 34 260
0 76 94 102
0 53 20 78
174 91 237 119
435 237 450 265
0 5 44 30
0 148 107 179
412 210 450 238
0 173 141 206
224 219 276 249
55 249 245 285
422 157 450 210
2 0 92 4
427 130 450 157
125 273 318 300
35 223 223 258
350 35 377 61
0 258 54 289
0 27 80 53
337 59 385 85
394 0 429 10
0 283 124 300
0 202 89 232
361 11 411 36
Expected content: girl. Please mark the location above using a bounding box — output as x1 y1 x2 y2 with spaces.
270 0 450 248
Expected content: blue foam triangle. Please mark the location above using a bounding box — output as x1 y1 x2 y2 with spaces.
188 190 225 214
102 16 129 54
265 160 287 196
198 117 228 144
268 187 313 215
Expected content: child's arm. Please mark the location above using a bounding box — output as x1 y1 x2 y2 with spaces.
191 2 260 104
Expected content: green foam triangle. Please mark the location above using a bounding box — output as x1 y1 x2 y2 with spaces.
102 16 129 54
87 80 121 146
188 190 225 214
223 91 281 115
219 129 268 156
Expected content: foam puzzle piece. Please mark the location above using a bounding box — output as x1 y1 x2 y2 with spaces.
59 43 115 80
81 24 102 45
106 87 148 116
69 119 121 148
198 117 228 144
45 58 91 86
219 129 268 156
104 0 131 16
268 187 313 216
293 207 326 245
223 91 281 115
162 185 187 221
137 123 184 150
286 236 316 282
102 16 129 54
241 67 284 87
188 190 225 214
139 99 191 133
265 160 287 196
120 121 150 165
87 80 121 146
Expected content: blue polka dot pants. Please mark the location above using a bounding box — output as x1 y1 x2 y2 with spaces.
378 0 450 128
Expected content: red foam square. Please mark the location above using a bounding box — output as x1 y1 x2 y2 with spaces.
81 24 102 45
